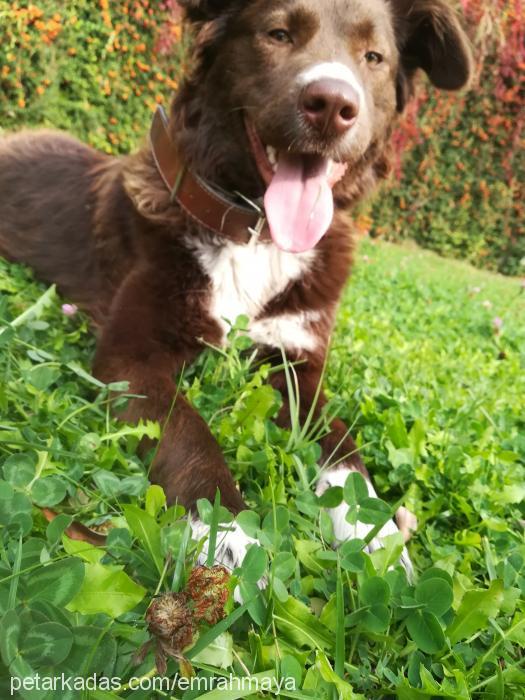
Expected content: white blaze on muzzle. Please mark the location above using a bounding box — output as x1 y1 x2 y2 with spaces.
297 60 366 105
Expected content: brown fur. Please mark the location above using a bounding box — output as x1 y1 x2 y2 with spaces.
0 0 472 513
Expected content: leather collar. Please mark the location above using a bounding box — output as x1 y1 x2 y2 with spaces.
150 107 271 244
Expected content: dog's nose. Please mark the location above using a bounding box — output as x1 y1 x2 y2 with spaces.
300 79 360 136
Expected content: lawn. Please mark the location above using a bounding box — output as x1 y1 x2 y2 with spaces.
0 238 523 699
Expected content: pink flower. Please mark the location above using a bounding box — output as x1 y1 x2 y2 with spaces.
492 316 504 332
62 303 78 317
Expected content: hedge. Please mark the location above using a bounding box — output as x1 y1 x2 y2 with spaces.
0 0 523 274
370 0 524 275
0 0 182 153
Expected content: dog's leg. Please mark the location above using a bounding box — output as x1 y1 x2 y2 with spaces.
315 466 414 577
95 352 245 512
93 270 257 570
270 357 415 575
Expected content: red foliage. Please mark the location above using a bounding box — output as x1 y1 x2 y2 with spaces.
156 1 184 55
379 0 524 275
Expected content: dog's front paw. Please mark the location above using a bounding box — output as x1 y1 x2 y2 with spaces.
191 518 258 572
316 466 415 579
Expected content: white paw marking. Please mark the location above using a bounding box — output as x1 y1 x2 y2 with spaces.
191 518 258 571
316 466 414 578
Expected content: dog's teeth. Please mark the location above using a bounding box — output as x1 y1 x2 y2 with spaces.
266 146 277 168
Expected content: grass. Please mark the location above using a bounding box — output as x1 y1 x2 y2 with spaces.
0 238 523 699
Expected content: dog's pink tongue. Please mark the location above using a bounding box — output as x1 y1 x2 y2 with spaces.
264 153 333 253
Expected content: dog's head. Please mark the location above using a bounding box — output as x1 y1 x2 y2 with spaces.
177 0 472 253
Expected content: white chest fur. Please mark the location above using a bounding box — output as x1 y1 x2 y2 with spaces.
187 236 320 353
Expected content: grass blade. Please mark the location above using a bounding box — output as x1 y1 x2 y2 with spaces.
207 489 222 567
7 534 23 611
172 514 193 592
335 559 345 679
5 284 56 330
187 595 258 660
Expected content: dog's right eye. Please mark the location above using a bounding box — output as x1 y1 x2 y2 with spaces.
365 51 384 65
268 29 293 44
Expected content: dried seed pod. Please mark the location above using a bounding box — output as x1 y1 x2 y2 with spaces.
139 565 232 676
146 591 196 651
187 565 231 625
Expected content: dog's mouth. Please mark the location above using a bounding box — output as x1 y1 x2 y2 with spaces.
245 119 347 253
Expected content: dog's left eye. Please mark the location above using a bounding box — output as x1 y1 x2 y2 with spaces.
268 29 293 44
365 51 384 65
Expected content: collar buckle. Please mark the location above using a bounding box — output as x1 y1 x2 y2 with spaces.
248 214 267 241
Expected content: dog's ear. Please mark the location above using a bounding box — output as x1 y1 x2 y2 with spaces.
178 0 240 22
396 0 473 110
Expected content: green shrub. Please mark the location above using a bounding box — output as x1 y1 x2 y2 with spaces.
0 0 184 153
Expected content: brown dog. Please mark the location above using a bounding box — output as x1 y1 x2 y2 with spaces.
0 0 471 569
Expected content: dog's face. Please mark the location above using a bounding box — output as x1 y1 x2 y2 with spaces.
179 0 472 252
219 0 399 166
